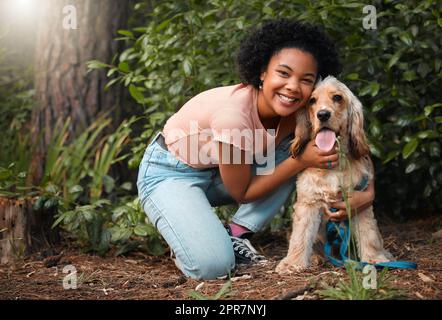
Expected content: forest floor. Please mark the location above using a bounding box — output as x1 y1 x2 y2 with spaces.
0 214 441 300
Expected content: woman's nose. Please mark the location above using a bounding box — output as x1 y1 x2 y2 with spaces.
286 78 301 93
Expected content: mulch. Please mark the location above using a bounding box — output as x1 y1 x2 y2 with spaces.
0 215 441 300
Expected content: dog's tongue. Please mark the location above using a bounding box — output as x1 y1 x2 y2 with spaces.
315 129 336 152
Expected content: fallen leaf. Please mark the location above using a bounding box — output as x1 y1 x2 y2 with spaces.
26 271 35 278
195 282 205 291
418 272 434 283
231 274 252 281
415 292 425 299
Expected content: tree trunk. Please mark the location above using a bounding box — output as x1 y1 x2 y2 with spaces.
0 197 58 264
28 0 130 185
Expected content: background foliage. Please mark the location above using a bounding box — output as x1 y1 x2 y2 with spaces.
95 0 441 219
0 42 33 172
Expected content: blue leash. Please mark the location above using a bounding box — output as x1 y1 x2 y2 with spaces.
324 177 417 270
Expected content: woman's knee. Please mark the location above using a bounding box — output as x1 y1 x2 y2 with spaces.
196 251 235 280
177 244 235 280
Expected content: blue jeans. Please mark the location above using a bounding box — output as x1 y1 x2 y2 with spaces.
137 132 296 280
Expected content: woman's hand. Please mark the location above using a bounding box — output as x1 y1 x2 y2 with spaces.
324 186 375 222
298 139 339 170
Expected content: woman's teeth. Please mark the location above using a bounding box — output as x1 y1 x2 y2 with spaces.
277 93 298 103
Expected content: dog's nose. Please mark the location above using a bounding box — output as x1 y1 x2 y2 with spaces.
317 110 331 122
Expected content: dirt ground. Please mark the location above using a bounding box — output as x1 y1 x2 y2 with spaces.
1 214 441 300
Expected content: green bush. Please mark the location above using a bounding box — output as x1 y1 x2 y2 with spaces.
96 0 441 217
44 117 166 256
0 41 34 171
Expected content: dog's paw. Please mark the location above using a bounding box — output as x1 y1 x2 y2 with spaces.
362 250 394 264
275 258 307 275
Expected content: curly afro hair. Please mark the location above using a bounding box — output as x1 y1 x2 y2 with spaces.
236 19 342 89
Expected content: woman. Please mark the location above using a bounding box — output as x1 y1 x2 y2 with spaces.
137 19 375 280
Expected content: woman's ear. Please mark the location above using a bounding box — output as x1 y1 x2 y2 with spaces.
348 93 370 159
290 107 311 158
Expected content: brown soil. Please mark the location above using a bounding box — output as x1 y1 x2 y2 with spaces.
1 215 441 300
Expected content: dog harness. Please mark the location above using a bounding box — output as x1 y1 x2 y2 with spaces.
324 176 417 270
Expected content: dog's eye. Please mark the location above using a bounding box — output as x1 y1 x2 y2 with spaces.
332 95 343 102
309 97 316 105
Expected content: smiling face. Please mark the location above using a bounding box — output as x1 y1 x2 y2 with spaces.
257 48 318 120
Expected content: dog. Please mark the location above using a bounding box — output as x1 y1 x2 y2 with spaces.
276 76 393 274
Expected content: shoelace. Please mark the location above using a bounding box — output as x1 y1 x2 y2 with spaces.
231 237 267 262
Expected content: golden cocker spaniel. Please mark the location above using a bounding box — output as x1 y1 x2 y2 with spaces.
276 76 393 274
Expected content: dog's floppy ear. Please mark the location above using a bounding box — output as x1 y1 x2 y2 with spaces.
290 107 311 158
347 92 370 159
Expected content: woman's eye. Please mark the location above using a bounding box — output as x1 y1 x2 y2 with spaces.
309 97 316 105
277 70 289 77
332 94 343 102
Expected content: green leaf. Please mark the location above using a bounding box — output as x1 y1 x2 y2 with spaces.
236 20 244 30
155 19 172 32
118 61 130 73
0 168 12 180
188 290 208 300
146 238 166 256
340 3 364 8
134 224 150 236
399 32 412 46
359 84 372 96
214 280 232 300
383 150 399 164
405 162 418 174
104 78 121 91
403 70 416 81
115 241 142 256
45 184 59 194
87 60 109 70
370 82 380 97
129 85 144 103
372 100 384 112
183 59 192 77
402 138 419 159
69 185 83 194
387 50 404 69
120 182 132 191
346 73 359 80
102 175 115 193
33 197 46 211
132 27 148 33
262 6 273 16
110 227 132 243
424 103 442 117
417 130 439 139
44 198 58 210
117 30 134 38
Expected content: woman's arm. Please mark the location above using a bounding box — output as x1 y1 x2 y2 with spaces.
218 140 339 203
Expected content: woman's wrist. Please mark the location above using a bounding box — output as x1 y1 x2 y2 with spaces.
290 154 308 171
286 155 306 177
365 187 375 204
